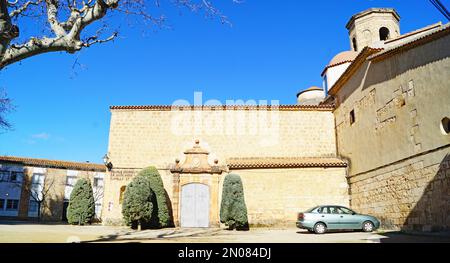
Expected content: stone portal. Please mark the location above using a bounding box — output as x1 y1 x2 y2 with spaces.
170 140 227 228
180 183 210 228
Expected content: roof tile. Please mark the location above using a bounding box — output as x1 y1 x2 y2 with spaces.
0 156 106 172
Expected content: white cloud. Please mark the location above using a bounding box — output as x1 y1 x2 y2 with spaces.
31 132 51 140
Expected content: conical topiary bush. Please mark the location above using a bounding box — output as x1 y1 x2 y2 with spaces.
121 174 155 230
67 178 95 225
139 166 173 228
220 173 249 230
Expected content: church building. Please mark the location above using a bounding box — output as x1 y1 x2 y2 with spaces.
101 8 450 231
1 8 449 232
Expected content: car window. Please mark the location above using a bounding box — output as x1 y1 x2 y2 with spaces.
319 207 330 214
305 206 320 213
329 206 341 214
338 207 354 215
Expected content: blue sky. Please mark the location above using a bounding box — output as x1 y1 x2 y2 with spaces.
0 0 447 163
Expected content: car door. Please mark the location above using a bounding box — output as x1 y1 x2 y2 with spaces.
338 207 360 229
318 206 341 230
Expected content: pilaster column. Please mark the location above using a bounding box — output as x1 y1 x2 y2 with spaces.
172 172 181 227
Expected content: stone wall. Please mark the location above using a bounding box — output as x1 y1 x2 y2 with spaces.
347 10 400 51
237 167 349 227
334 31 450 231
349 147 450 231
334 33 450 175
103 107 342 226
101 168 173 226
101 167 350 227
107 108 337 169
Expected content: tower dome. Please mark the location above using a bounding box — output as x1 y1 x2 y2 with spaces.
321 51 358 94
297 86 325 105
328 51 359 68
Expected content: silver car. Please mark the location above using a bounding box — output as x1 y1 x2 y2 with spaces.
296 205 381 234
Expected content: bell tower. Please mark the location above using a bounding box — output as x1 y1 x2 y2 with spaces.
347 8 401 51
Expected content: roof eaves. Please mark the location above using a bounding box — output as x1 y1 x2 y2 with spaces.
0 156 106 172
328 47 383 96
369 23 450 63
110 104 335 112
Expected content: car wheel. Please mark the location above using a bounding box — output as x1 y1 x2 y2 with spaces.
314 223 327 234
362 221 374 232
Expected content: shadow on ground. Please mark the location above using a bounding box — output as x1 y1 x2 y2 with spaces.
83 228 223 243
378 231 450 243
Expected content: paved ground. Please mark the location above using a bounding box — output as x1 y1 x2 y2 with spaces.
1 221 450 243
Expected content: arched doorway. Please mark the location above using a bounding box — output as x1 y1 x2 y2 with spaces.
180 183 210 228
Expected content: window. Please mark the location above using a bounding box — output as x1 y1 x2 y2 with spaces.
352 37 358 51
10 171 23 182
318 207 330 214
0 199 5 210
95 203 102 218
323 75 329 94
350 109 356 125
31 173 45 184
306 206 320 213
0 171 8 182
29 200 39 212
441 117 450 135
329 206 341 214
66 176 77 187
6 199 19 210
9 172 16 182
94 178 103 188
379 27 390 41
119 186 126 204
338 207 356 215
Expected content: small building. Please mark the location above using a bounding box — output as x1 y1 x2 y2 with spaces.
0 156 106 221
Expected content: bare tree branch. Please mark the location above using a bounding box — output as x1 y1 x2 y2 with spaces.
9 0 42 18
0 88 13 129
0 0 238 70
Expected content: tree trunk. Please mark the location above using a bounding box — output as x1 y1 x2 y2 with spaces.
0 0 18 62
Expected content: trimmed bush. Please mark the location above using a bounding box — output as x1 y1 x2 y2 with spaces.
138 166 173 228
220 173 249 230
122 175 155 230
67 178 95 225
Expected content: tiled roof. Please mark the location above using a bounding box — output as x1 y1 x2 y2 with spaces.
110 104 335 111
227 157 348 169
0 156 106 172
297 86 324 97
322 51 359 76
328 47 383 96
329 22 450 97
384 22 442 45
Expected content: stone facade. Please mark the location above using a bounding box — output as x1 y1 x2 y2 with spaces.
348 148 450 231
347 8 401 51
101 106 350 227
331 25 450 231
235 167 349 227
106 107 337 169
